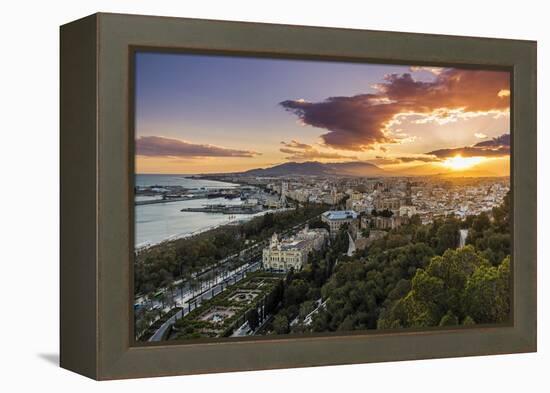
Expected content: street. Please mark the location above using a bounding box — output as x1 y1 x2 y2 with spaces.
148 261 261 341
141 215 319 341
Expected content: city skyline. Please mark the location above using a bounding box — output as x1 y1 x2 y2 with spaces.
135 52 510 176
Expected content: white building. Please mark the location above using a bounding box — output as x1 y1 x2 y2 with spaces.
321 210 359 237
262 233 308 272
399 205 417 218
262 227 328 272
287 188 310 203
280 181 289 204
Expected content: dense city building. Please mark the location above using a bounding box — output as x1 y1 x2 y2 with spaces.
262 226 328 272
322 210 359 237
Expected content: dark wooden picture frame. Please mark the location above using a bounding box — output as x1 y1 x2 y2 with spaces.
60 12 537 380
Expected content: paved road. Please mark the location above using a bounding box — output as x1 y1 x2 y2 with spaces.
143 215 320 341
148 261 261 341
136 242 265 307
137 214 319 310
304 298 327 326
347 232 356 256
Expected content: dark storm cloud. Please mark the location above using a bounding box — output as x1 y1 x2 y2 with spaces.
369 156 402 165
136 136 260 158
397 156 440 163
474 133 510 148
280 94 397 151
371 155 440 165
280 69 510 151
426 133 510 158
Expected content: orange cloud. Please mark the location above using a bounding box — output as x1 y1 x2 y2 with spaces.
136 136 261 158
427 133 510 158
280 68 510 151
279 140 357 161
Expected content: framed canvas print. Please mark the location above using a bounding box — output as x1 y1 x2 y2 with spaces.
60 13 537 380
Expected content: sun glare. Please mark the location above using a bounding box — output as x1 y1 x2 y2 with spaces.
441 155 486 171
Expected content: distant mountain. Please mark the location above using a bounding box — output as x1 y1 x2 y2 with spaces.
238 161 386 177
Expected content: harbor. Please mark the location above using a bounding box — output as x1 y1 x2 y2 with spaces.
134 175 286 247
181 203 264 214
135 189 242 206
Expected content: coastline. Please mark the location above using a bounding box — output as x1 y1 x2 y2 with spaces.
135 175 248 248
135 206 294 251
135 174 240 188
191 174 244 186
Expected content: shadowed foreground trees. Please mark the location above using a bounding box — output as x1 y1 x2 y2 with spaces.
261 225 351 334
273 314 289 334
378 247 510 328
297 195 510 334
309 242 435 332
466 192 511 266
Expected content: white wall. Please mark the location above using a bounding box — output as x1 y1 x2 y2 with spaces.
0 0 546 390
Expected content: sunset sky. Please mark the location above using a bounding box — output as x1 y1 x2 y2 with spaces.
135 52 510 176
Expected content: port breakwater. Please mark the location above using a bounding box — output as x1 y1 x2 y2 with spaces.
181 205 263 214
135 195 206 206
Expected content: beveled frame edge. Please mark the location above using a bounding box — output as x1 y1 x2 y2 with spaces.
126 47 519 350
61 12 536 380
60 14 99 379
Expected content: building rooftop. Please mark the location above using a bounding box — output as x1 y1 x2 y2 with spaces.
266 239 309 251
322 210 358 220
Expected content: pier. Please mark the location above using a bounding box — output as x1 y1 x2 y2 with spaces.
181 204 264 214
135 190 241 206
135 195 206 206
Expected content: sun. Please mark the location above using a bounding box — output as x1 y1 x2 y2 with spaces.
441 155 486 171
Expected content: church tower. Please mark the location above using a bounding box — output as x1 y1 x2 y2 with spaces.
270 232 279 247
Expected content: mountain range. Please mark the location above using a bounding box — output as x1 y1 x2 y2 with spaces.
225 159 508 178
238 161 386 177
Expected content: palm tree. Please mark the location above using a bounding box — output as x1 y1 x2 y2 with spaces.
178 275 188 299
145 292 154 310
190 278 199 298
